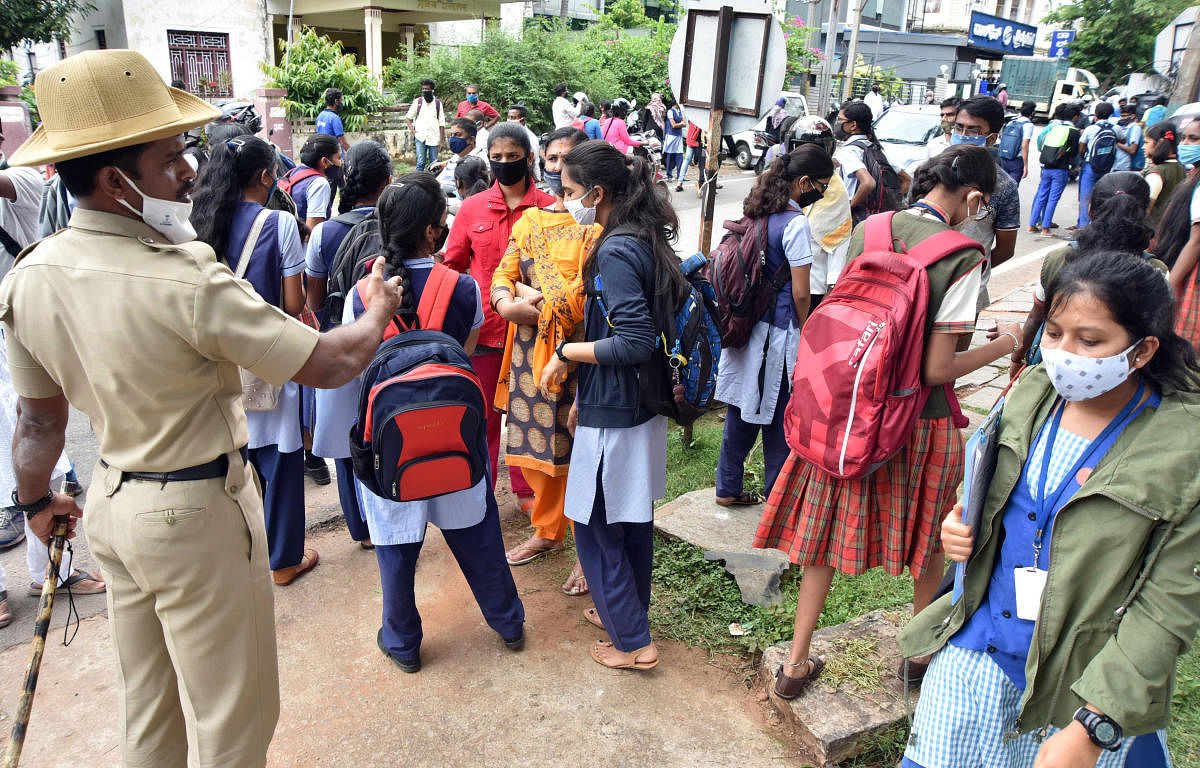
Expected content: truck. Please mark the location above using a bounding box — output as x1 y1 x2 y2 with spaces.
999 55 1099 121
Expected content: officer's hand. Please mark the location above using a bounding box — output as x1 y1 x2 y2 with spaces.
28 492 82 545
364 258 403 318
941 505 973 563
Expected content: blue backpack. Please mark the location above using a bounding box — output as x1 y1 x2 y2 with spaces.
998 118 1024 160
591 247 722 427
1086 121 1119 174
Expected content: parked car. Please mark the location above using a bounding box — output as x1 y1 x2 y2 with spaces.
873 104 943 175
728 92 809 170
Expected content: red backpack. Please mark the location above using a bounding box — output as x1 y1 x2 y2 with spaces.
278 166 324 197
705 215 793 349
784 212 979 479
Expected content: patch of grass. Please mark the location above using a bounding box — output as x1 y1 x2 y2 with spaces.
822 636 884 692
1171 643 1200 767
837 722 908 768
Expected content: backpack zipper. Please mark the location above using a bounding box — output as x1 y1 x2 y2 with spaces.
839 330 881 475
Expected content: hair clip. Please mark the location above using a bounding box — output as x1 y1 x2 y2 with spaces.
226 137 247 152
1164 130 1176 141
1114 190 1126 195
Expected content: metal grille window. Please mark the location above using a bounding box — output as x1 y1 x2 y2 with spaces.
167 30 232 98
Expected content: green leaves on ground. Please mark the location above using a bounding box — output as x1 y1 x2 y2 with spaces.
262 29 386 132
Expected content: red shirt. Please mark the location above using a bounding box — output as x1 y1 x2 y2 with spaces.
443 181 556 348
686 122 702 148
456 99 499 121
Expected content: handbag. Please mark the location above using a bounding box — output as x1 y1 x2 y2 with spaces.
234 209 282 412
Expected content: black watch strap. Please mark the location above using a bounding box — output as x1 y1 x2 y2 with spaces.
556 340 571 364
1073 707 1123 751
11 489 53 518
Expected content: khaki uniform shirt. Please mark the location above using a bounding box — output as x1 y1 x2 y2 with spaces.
0 208 319 472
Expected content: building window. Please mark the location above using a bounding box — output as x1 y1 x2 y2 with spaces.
167 30 232 98
95 29 107 49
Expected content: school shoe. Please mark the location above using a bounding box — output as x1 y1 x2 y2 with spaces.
502 628 525 651
377 628 421 673
0 508 25 550
303 451 331 485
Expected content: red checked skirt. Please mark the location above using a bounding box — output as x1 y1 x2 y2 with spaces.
1176 265 1200 351
753 416 963 579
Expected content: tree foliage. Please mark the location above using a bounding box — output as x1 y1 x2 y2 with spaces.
0 0 95 52
1042 0 1193 88
261 29 386 132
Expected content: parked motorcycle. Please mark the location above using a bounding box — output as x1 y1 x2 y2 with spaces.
631 130 665 182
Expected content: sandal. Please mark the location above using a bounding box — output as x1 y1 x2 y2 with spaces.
773 656 825 700
0 592 10 629
505 538 564 566
272 548 319 586
898 658 930 686
583 607 604 630
28 569 106 596
590 640 659 670
562 563 589 596
715 492 763 507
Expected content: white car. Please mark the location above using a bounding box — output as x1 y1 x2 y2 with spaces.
873 104 944 176
728 92 809 170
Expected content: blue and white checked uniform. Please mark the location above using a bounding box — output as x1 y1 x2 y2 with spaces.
1025 423 1089 493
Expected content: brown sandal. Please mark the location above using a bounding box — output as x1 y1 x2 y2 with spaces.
583 607 604 630
715 492 763 507
773 656 825 700
590 640 659 670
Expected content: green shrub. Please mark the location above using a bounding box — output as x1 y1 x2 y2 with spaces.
261 29 386 132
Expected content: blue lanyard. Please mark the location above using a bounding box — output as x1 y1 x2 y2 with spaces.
910 202 948 223
1031 379 1148 567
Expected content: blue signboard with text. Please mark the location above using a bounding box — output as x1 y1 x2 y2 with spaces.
968 11 1038 56
1048 30 1076 59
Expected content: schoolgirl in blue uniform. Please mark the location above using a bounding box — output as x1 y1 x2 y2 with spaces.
193 135 318 585
342 174 525 671
288 133 340 233
304 139 393 548
539 141 689 671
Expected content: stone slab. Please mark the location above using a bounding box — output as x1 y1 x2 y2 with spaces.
961 386 1005 413
654 488 792 606
762 609 918 767
954 365 1005 389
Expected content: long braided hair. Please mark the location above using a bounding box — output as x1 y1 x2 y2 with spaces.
375 173 447 324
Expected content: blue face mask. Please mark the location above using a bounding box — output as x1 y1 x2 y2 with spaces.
1179 143 1200 166
467 93 479 104
543 169 563 196
448 135 469 155
950 131 989 147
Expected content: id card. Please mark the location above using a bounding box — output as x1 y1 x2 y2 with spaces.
1013 567 1048 621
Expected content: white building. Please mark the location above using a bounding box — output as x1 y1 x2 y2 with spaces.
913 0 1074 51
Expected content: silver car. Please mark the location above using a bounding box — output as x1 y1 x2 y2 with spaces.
872 104 943 174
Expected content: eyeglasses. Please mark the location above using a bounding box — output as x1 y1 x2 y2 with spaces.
809 179 830 194
952 123 991 137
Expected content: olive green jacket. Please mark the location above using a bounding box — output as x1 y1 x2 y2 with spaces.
898 366 1200 738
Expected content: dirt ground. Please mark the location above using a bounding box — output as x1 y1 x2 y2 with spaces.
0 492 806 768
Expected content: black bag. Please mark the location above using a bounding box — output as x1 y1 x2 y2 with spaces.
849 138 902 225
323 210 381 327
705 215 791 349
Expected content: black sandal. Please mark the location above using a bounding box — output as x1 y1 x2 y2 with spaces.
773 656 825 700
715 492 763 507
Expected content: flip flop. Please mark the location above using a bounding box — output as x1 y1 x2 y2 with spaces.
715 492 763 507
0 593 10 629
506 539 564 566
583 607 604 630
562 564 589 596
28 569 106 596
590 640 659 670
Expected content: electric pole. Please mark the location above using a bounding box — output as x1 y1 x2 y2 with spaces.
840 0 866 103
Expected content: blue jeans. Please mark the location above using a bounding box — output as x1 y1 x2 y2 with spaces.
414 139 438 172
679 146 701 181
1077 163 1101 228
1030 167 1068 230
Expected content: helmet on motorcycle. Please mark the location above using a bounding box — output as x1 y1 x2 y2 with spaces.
788 116 835 156
218 100 263 135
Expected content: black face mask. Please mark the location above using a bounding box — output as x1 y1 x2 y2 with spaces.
422 90 434 103
795 184 824 209
432 224 448 253
834 122 849 141
491 156 529 187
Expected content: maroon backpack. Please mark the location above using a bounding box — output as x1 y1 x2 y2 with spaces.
784 212 979 479
705 215 792 349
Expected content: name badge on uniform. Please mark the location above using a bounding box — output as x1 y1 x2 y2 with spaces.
1014 566 1048 621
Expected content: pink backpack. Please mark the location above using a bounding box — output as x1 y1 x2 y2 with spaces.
784 212 980 479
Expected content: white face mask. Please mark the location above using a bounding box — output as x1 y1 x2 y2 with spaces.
114 169 197 244
564 188 597 226
1041 339 1143 402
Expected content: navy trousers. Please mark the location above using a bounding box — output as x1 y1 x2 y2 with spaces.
374 492 524 663
715 370 791 499
998 155 1024 182
574 464 654 652
248 445 306 571
334 457 371 542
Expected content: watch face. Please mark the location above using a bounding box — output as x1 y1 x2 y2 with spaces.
1094 721 1116 743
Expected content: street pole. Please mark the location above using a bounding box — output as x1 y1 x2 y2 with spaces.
840 0 866 103
817 0 839 118
804 0 820 100
698 5 733 259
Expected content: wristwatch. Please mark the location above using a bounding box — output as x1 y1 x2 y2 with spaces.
11 489 53 519
555 340 571 364
1073 707 1123 751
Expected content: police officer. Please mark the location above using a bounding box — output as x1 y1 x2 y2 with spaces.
0 50 403 767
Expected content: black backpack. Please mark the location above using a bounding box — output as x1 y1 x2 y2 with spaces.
849 138 902 225
323 210 381 327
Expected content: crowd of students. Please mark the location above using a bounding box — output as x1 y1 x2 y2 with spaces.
2 65 1199 767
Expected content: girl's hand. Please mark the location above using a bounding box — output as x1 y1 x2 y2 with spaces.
1031 720 1104 768
986 321 1024 356
941 505 974 563
496 295 542 326
540 354 567 398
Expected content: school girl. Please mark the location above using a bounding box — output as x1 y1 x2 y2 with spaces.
193 135 318 585
304 139 393 548
713 145 831 507
346 174 524 671
755 145 1024 696
539 142 688 670
901 251 1200 768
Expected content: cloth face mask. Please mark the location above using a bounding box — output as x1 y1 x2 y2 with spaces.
564 189 597 226
1041 340 1143 402
114 169 196 244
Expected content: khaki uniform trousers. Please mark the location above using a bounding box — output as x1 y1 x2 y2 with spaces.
86 451 279 768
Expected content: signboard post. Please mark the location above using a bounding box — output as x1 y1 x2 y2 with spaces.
967 11 1038 57
1048 30 1076 59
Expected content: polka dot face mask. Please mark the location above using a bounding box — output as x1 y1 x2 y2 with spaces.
1040 340 1142 402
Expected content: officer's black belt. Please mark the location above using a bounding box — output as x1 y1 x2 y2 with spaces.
101 447 248 483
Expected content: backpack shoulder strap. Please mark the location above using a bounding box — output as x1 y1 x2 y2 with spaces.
416 263 459 332
234 208 273 280
905 229 983 269
0 223 21 259
862 211 898 253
